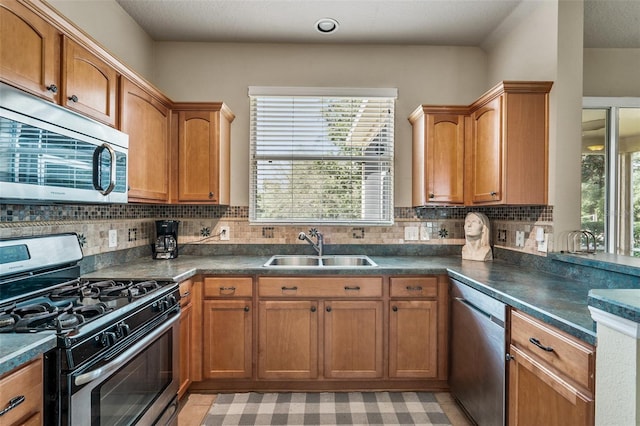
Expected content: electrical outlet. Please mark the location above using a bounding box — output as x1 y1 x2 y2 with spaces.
515 231 525 247
404 226 419 241
420 224 430 241
220 226 230 241
108 229 117 248
538 233 549 252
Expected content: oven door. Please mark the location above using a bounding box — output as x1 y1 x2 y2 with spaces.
70 314 179 426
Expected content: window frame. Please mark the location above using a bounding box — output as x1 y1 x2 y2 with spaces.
582 96 640 255
248 86 397 226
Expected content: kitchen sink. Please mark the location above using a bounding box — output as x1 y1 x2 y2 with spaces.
263 255 377 268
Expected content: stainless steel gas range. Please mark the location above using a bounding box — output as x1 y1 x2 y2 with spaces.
0 234 180 426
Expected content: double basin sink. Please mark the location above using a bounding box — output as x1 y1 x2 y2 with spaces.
264 255 377 268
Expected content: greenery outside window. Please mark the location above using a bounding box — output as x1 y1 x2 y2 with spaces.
249 87 397 225
581 98 640 256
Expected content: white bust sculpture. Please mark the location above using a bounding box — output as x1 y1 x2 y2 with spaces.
462 211 493 261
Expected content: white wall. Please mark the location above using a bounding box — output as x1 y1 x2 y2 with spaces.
584 48 640 97
482 0 584 245
48 0 156 79
152 42 488 206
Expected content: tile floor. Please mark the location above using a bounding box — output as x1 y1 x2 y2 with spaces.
177 392 472 425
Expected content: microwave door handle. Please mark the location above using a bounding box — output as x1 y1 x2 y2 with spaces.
74 314 178 387
93 143 117 195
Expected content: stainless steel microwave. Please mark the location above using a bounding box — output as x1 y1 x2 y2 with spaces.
0 82 128 203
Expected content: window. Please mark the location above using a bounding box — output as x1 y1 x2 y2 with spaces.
249 87 396 225
581 98 640 256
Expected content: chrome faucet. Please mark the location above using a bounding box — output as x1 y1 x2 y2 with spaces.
298 228 324 256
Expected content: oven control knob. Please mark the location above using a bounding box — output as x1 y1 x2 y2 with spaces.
100 332 117 348
167 295 177 307
118 322 130 337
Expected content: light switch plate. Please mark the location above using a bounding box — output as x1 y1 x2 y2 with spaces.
220 226 230 241
108 229 117 248
515 231 525 247
420 224 430 241
538 233 549 252
404 226 419 241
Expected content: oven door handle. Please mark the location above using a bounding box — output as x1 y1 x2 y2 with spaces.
74 314 178 387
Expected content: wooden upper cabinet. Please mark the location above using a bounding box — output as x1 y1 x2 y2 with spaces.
175 104 234 204
0 0 60 101
120 78 170 202
411 81 552 207
410 106 467 206
62 37 118 127
469 97 502 203
467 81 552 205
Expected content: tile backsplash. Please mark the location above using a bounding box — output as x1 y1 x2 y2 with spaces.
0 204 553 257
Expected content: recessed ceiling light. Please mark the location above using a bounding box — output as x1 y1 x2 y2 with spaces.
315 18 339 34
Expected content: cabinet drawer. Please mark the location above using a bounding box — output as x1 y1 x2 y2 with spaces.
259 277 382 298
510 309 595 391
0 357 42 426
204 277 252 298
390 277 438 298
179 279 192 306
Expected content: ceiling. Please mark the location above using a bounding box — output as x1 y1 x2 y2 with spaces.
115 0 640 48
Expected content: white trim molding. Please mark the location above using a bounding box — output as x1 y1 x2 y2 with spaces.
589 306 640 339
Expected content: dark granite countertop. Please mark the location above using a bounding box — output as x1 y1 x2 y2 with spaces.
82 254 598 345
0 332 57 376
588 289 640 324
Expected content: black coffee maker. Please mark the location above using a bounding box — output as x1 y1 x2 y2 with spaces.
152 220 179 259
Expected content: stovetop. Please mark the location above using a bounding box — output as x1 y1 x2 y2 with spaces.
0 278 174 334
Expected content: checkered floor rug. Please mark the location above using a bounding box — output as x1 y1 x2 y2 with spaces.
202 391 451 425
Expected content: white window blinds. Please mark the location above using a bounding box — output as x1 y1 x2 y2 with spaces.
249 87 396 225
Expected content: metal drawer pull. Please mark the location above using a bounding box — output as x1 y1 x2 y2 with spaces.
344 286 360 291
529 337 554 352
406 286 423 291
181 291 191 298
0 395 25 416
281 286 298 291
219 286 236 293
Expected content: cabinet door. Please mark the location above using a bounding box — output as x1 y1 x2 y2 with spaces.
178 301 193 399
324 300 383 379
508 345 594 426
178 110 220 202
62 37 118 126
203 299 252 379
470 96 502 203
0 0 60 101
258 300 318 379
121 78 170 202
389 300 438 378
426 114 465 204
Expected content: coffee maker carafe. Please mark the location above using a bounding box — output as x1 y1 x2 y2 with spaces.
153 220 179 259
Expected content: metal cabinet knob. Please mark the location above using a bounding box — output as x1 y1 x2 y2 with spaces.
326 306 332 312
46 84 58 93
392 306 398 312
68 94 78 102
310 306 316 313
244 306 250 312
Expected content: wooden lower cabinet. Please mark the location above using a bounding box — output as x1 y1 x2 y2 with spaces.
508 345 594 426
324 300 383 379
507 309 595 426
258 300 318 379
178 279 193 399
0 356 43 426
388 300 438 378
203 299 252 379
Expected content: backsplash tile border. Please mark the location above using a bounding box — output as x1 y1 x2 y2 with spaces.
1 203 553 257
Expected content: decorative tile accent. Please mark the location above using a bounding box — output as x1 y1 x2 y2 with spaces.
200 227 211 237
352 227 365 239
438 227 449 238
128 228 138 242
262 227 274 238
